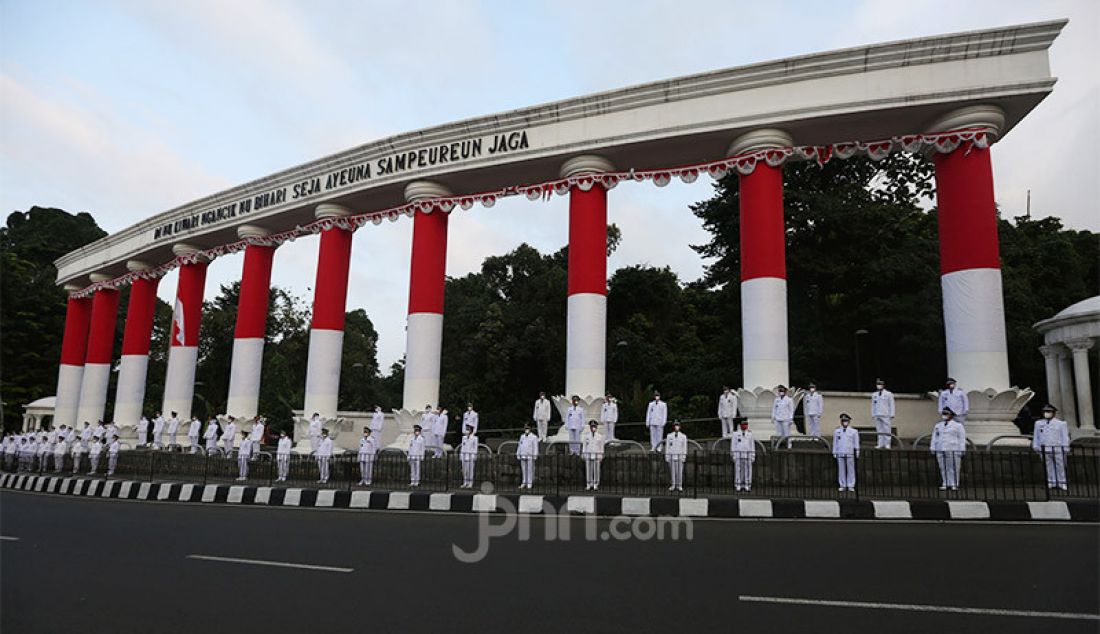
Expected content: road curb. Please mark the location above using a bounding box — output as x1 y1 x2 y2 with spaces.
2 473 1096 522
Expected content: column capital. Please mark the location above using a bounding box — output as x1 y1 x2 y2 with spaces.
237 224 271 240
1065 337 1096 352
315 203 351 219
404 181 453 202
63 283 84 292
560 155 615 179
926 104 1005 140
88 273 114 284
1039 344 1066 359
126 260 152 273
728 128 793 156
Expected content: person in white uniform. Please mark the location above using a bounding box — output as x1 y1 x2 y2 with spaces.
106 436 120 476
832 414 860 491
803 384 824 438
315 429 333 484
665 421 688 492
718 387 738 438
250 416 265 460
871 379 896 449
308 412 323 453
646 392 668 452
203 417 219 453
19 437 35 473
516 424 539 489
71 436 85 473
459 425 479 488
601 394 619 441
370 406 385 440
581 420 605 491
151 413 165 449
358 427 378 486
432 408 448 458
1032 404 1070 490
937 378 969 423
80 421 93 451
53 436 69 473
92 421 106 444
772 386 795 449
408 425 426 487
533 392 552 442
38 433 52 473
236 430 252 481
222 417 237 456
565 396 584 456
188 417 202 454
930 407 966 491
276 431 293 482
730 420 755 492
137 416 150 448
462 404 479 434
88 437 103 475
165 412 180 448
420 405 436 451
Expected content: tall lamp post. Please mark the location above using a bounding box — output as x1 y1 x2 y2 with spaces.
615 340 628 395
854 330 869 389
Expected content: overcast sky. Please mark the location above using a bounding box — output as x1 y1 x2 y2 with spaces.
2 0 1097 369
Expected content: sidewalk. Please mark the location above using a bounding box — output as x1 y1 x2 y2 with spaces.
3 472 1097 523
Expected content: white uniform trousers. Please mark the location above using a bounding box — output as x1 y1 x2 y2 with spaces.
107 454 118 475
89 455 100 474
461 457 476 487
774 420 792 448
189 435 200 454
252 440 261 459
72 454 82 473
316 456 330 483
806 415 821 437
535 419 548 442
309 434 321 453
222 439 234 456
433 434 444 458
836 455 856 489
567 429 581 455
733 453 752 490
238 455 250 479
605 421 615 441
205 438 217 452
935 451 962 489
584 457 602 489
519 457 535 487
54 457 64 473
1042 447 1068 489
359 457 374 485
648 426 662 451
668 458 685 490
409 457 422 486
153 432 163 449
874 417 892 448
167 432 177 448
721 418 735 439
277 455 290 481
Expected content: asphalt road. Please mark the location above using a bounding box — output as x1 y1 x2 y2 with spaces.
1 491 1097 634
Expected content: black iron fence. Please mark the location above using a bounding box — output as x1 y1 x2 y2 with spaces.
5 446 1097 502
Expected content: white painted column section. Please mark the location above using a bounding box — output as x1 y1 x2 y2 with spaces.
75 274 120 426
54 286 92 428
1056 351 1078 426
227 225 276 419
1039 345 1063 415
403 312 444 410
740 277 789 390
113 261 160 428
162 244 208 420
566 293 607 399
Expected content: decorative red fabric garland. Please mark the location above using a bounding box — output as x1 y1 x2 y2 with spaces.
68 127 990 298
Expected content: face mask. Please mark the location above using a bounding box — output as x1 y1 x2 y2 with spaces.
941 415 949 420
1043 412 1053 419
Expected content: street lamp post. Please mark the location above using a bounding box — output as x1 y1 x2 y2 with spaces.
854 330 869 390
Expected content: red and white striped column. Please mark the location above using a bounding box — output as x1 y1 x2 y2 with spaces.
303 204 354 419
54 286 93 427
732 130 792 391
401 182 451 411
227 226 276 418
113 261 160 427
562 155 614 400
75 275 120 425
929 106 1010 391
162 245 209 420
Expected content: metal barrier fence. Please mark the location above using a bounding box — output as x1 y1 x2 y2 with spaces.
4 446 1096 502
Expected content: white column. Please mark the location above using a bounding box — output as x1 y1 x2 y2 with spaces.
1039 345 1063 414
1056 350 1078 426
1066 338 1096 433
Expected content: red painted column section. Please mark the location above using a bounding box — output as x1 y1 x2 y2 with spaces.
171 262 209 348
739 164 787 282
75 287 120 425
54 295 93 427
114 276 161 428
933 143 1001 275
567 186 607 296
407 210 449 314
311 228 353 332
163 261 209 419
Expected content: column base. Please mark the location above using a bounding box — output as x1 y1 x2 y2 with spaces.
736 387 804 441
291 416 349 454
958 387 1034 446
548 395 607 442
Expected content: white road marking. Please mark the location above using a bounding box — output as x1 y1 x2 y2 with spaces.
186 554 352 573
0 536 20 541
738 595 1099 621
